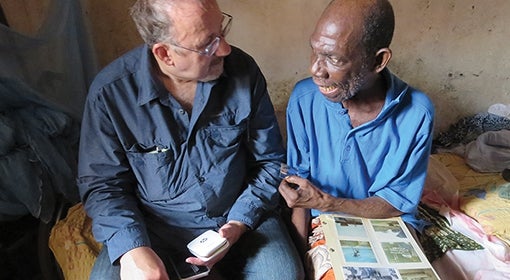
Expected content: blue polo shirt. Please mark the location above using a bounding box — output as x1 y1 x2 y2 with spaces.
286 69 434 230
77 44 285 263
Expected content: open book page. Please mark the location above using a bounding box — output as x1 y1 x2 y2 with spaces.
319 214 440 280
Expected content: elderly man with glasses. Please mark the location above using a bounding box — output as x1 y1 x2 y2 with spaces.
77 0 304 279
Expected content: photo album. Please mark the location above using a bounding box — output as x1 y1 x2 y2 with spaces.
319 213 440 280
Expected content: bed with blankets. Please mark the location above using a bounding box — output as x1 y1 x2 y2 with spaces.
49 113 510 280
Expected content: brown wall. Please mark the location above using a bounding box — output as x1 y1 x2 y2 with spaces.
2 0 509 134
82 0 141 67
0 0 51 34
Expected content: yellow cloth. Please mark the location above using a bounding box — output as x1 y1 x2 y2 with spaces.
49 203 102 280
431 153 510 246
461 183 510 246
431 153 505 191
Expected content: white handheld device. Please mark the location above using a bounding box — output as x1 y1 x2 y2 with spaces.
187 230 229 261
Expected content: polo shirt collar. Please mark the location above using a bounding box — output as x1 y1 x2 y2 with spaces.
383 68 409 107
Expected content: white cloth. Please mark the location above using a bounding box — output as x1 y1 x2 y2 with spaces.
465 130 510 172
489 104 510 119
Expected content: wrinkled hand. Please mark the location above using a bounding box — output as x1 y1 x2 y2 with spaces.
279 175 332 209
185 221 247 268
120 246 169 280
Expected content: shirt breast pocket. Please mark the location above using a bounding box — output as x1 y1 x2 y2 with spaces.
126 146 181 201
199 123 246 170
205 124 246 147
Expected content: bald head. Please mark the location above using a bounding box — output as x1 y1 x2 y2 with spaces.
318 0 395 58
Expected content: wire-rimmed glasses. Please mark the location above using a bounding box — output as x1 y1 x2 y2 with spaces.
170 12 232 56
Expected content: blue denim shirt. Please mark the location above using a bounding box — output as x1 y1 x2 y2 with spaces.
77 45 285 263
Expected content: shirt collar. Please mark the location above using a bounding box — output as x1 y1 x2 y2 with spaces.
136 45 165 106
382 67 410 109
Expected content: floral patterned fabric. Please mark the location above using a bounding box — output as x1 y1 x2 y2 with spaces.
418 203 484 262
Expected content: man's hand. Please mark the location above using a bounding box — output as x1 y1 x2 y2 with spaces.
185 221 247 268
119 246 169 280
279 175 333 210
280 175 403 218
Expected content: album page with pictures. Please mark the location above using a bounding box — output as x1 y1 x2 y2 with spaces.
319 213 440 280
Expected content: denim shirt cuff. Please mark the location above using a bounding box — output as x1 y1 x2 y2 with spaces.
106 226 151 264
228 203 266 230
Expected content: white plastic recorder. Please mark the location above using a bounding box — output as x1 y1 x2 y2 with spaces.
187 230 229 261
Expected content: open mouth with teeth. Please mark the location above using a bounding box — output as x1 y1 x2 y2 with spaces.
319 85 339 94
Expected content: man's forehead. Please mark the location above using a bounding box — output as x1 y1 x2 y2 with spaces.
312 16 359 46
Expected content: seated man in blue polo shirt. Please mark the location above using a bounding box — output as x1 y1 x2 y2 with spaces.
278 0 435 255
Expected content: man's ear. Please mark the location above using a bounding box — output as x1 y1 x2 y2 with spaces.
374 48 392 73
152 43 174 66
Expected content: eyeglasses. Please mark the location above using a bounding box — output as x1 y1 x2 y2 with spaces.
170 12 232 56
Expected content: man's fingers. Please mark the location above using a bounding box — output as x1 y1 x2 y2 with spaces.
279 180 301 208
279 180 297 195
283 175 299 184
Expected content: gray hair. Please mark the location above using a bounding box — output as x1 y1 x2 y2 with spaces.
129 0 177 47
130 0 210 47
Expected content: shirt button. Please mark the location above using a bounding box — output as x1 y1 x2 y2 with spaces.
178 109 185 115
198 176 205 183
345 145 351 152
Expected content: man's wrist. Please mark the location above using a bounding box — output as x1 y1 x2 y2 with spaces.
227 220 248 233
319 194 345 212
